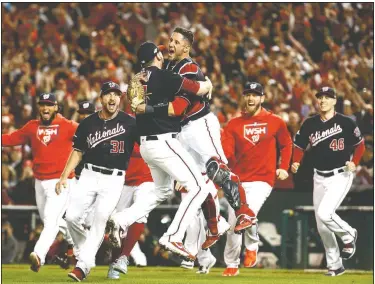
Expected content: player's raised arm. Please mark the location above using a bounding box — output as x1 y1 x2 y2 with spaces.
2 121 32 146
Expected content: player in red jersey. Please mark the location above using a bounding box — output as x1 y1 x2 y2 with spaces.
221 82 292 276
2 93 77 272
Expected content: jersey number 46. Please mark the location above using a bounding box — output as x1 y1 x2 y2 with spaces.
329 138 344 151
110 140 125 153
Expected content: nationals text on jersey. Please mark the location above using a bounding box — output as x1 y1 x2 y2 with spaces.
87 123 126 148
310 123 342 146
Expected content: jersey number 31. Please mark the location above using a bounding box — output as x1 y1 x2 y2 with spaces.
110 140 125 153
329 138 344 151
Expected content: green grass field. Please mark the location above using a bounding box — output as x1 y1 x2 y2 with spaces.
1 265 373 284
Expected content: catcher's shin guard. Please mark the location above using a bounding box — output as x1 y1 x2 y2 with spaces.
206 157 240 210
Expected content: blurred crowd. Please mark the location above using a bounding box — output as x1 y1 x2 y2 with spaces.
1 3 373 213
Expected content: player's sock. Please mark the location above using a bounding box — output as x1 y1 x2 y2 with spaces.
120 223 145 257
202 193 218 235
111 248 121 263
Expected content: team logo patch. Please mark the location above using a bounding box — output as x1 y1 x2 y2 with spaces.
83 102 89 109
43 94 50 100
322 87 329 92
109 82 116 88
250 83 257 89
37 125 59 146
244 123 268 145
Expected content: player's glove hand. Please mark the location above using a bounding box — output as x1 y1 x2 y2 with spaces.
291 162 300 174
276 169 289 180
345 161 356 172
55 178 68 195
127 73 145 112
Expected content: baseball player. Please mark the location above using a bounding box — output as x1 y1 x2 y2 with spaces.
54 101 96 270
108 41 214 262
2 93 78 272
107 144 154 279
55 81 139 282
291 87 365 277
221 82 292 276
155 28 257 238
164 27 228 273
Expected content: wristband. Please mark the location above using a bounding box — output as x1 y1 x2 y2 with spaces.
144 105 154 114
154 103 169 117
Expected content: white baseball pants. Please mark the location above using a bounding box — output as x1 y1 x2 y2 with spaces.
112 182 155 226
65 167 124 275
33 178 73 265
313 170 356 270
224 181 272 268
179 112 228 171
139 133 210 242
181 192 214 266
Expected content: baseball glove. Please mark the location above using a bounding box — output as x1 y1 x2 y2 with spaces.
127 73 145 112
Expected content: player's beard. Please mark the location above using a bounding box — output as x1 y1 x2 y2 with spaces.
40 112 56 126
243 101 261 116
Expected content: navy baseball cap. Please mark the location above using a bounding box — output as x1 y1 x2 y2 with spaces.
38 93 57 105
100 81 122 96
316 87 336 99
243 82 264 96
137 42 166 66
78 101 95 114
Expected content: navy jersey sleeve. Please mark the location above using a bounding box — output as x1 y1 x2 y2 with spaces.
294 119 311 150
160 69 184 96
345 118 363 146
73 120 87 152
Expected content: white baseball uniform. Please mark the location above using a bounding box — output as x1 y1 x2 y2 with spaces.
224 181 272 267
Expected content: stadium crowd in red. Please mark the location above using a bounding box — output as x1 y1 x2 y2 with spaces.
1 3 373 206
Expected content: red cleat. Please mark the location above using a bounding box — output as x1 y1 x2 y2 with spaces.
159 236 196 262
68 267 86 282
243 248 258 268
202 218 230 250
29 252 41 272
222 267 239 276
234 214 257 234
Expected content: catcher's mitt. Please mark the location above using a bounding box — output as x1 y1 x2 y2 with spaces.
127 73 145 112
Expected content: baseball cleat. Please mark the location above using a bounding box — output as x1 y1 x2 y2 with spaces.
324 266 345 276
202 218 231 250
29 252 41 272
222 267 239 276
107 263 120 279
180 260 194 269
159 236 196 262
342 229 357 260
243 248 258 268
113 255 129 274
196 255 216 274
105 217 121 249
234 214 257 234
68 267 86 282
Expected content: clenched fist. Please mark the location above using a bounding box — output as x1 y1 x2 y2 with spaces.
55 178 68 195
276 169 289 180
291 162 300 174
345 161 356 172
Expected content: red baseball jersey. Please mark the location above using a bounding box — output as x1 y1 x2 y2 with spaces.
222 108 292 187
125 143 153 186
2 114 77 180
